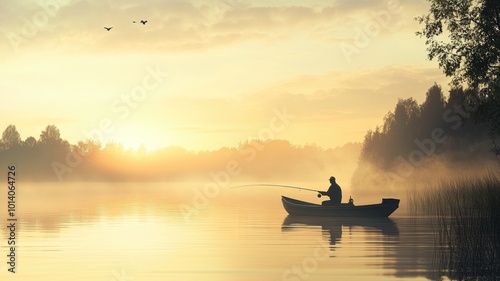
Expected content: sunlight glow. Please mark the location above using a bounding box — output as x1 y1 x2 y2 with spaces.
108 122 169 151
0 0 447 152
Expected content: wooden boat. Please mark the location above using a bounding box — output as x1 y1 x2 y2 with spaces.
281 196 400 217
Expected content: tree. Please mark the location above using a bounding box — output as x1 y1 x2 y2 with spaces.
420 84 446 136
417 0 500 88
76 139 101 157
360 98 421 168
39 125 61 146
1 125 21 150
38 125 70 157
385 98 420 160
417 0 500 154
23 136 37 149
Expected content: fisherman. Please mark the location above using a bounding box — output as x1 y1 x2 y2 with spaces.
320 176 342 206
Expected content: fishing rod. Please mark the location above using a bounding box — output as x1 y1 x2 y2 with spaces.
230 184 325 197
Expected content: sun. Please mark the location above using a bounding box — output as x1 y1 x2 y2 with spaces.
114 134 147 151
108 123 167 151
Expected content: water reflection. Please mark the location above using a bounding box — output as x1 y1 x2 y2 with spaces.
429 216 500 281
280 216 446 280
0 182 463 281
281 216 399 250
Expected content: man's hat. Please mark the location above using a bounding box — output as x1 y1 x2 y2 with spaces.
329 176 335 180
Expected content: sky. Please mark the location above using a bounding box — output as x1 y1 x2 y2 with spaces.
0 0 451 151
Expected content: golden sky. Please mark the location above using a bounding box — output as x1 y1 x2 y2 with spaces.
0 0 450 151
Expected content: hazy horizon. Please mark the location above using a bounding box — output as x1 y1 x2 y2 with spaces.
1 0 497 211
0 0 452 151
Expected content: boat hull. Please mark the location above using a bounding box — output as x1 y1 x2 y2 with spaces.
281 196 399 217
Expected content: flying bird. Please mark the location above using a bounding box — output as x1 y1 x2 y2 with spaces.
104 27 113 31
140 20 147 25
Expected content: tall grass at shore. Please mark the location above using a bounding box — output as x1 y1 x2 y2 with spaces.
409 172 500 280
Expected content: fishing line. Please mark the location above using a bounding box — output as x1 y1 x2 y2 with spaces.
229 184 324 197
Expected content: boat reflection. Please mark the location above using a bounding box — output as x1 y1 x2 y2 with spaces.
281 216 452 280
281 215 399 249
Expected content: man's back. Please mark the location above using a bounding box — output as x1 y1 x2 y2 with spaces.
327 182 342 205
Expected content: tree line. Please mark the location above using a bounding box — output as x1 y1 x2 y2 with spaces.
351 84 499 199
360 84 496 170
0 125 360 182
417 0 500 156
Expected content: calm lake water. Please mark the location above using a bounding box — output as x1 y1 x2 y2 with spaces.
0 182 448 281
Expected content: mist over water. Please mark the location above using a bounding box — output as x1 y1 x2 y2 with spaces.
0 182 446 281
348 84 500 216
350 156 499 213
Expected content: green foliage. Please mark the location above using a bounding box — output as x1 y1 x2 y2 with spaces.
416 0 500 88
417 0 500 153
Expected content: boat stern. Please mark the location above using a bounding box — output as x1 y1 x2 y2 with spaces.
382 198 400 206
381 198 400 217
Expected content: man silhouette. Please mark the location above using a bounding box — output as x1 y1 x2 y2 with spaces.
320 176 342 206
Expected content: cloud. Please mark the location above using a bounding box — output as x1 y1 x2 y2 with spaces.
137 65 450 148
241 65 449 118
0 0 430 56
0 1 442 150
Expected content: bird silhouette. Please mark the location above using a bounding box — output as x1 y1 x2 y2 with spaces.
132 21 136 23
104 27 113 31
140 20 147 25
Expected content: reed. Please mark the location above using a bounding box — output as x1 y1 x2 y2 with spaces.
409 172 500 280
